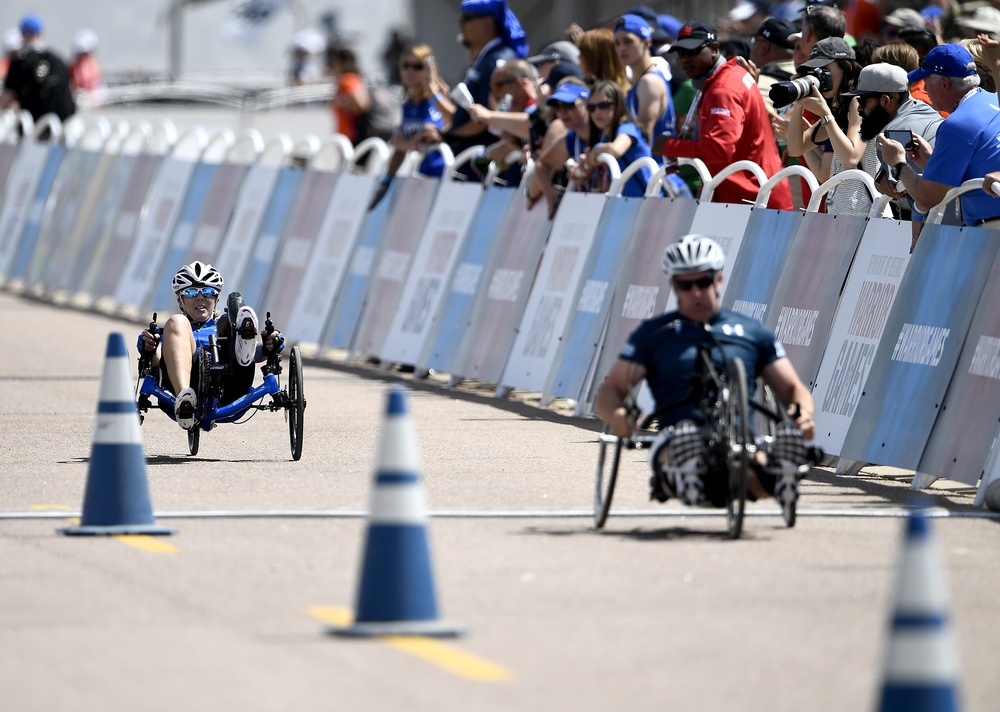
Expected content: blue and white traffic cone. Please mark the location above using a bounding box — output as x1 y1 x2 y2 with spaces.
60 333 175 536
876 510 960 711
330 387 464 637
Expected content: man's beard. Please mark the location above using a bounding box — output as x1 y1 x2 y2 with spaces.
860 104 893 142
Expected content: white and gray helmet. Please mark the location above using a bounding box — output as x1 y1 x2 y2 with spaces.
171 261 224 295
661 234 726 277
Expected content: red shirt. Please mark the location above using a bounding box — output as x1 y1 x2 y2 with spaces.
658 58 793 211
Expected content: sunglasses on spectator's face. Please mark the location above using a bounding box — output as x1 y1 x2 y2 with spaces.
401 61 424 71
459 13 482 23
586 100 614 113
492 77 515 91
180 287 220 299
672 274 716 292
550 100 577 110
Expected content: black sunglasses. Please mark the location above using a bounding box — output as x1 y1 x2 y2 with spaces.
586 100 615 113
549 100 576 110
672 274 716 292
401 61 424 71
459 13 481 23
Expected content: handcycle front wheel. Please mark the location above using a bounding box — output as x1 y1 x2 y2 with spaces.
287 345 305 461
724 357 750 539
594 425 623 529
188 349 211 457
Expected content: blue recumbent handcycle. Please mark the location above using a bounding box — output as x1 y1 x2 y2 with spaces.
594 330 821 539
135 292 306 460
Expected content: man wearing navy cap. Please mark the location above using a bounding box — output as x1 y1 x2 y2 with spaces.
447 0 528 180
749 17 798 115
877 43 1000 238
0 14 75 127
655 20 792 210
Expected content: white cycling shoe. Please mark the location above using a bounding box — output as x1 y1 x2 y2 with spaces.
174 387 197 431
234 306 259 367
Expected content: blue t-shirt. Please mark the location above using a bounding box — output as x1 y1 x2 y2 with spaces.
602 122 653 198
619 308 784 425
922 88 1000 225
451 38 519 137
565 123 653 197
400 97 446 177
626 66 676 147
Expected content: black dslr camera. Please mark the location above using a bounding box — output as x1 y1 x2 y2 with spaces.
769 67 834 109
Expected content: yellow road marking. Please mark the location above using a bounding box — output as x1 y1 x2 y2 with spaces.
112 535 179 553
307 606 514 682
31 504 72 510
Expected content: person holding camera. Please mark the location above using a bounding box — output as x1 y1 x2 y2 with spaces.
841 62 942 233
653 20 792 210
782 37 876 215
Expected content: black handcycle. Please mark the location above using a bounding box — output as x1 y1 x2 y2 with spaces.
135 292 306 460
594 338 816 539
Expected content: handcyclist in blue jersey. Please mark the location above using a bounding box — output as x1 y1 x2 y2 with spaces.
137 261 283 430
594 235 816 507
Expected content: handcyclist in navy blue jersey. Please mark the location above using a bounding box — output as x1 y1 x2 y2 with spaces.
137 261 283 430
595 235 815 507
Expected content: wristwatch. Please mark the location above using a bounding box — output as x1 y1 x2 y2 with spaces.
892 161 907 182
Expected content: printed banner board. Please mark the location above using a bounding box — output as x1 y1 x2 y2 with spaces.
66 153 132 296
285 172 377 344
919 245 1000 485
379 180 483 366
27 148 102 288
0 142 18 198
421 187 515 373
183 162 250 269
146 161 221 315
87 153 162 299
841 224 1000 468
352 177 439 357
765 212 867 387
114 156 199 309
811 219 912 455
323 179 401 350
500 192 608 393
686 200 754 305
0 142 53 279
7 145 65 281
446 189 551 383
582 197 700 408
213 163 283 291
547 197 645 401
234 167 303 307
721 207 805 323
146 164 248 312
260 168 339 329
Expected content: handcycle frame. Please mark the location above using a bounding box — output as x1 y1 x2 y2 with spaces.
594 332 802 539
135 294 305 461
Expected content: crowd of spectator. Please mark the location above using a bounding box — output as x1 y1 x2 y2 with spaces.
343 0 1000 243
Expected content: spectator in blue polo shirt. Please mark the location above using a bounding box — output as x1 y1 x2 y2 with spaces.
877 43 1000 242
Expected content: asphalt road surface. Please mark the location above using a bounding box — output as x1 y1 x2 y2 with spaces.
2 292 999 712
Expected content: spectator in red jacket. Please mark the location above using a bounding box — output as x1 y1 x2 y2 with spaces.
654 20 792 210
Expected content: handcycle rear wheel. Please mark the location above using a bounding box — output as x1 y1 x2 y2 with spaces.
724 358 750 539
287 345 304 461
594 425 623 529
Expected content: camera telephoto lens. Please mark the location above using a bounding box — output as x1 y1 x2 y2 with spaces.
769 75 819 109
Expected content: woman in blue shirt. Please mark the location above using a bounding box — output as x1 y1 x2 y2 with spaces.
369 44 455 209
572 79 654 197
